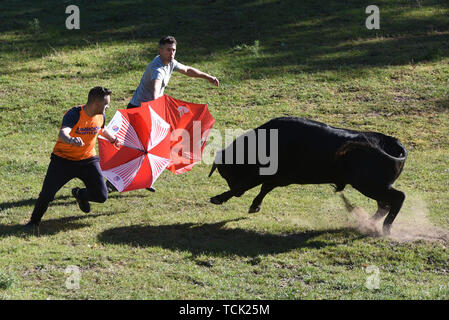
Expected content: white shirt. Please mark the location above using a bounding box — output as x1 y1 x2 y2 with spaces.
130 55 185 106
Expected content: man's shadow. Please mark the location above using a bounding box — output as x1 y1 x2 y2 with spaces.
0 191 138 237
98 217 367 258
0 192 148 212
0 212 123 238
0 195 73 211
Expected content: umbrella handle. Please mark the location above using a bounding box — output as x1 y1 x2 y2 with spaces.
122 143 147 154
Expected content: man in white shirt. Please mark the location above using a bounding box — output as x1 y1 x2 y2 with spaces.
128 35 220 109
107 36 219 193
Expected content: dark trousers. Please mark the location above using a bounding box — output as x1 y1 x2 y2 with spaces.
30 154 108 223
127 102 139 109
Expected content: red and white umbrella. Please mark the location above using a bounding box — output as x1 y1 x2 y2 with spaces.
98 105 171 192
140 95 215 174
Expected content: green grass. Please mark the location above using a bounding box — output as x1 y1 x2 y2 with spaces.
1 0 448 299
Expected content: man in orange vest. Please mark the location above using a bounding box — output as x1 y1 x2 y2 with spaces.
24 87 123 234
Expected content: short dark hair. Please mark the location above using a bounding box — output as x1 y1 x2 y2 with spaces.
87 86 111 103
159 36 177 47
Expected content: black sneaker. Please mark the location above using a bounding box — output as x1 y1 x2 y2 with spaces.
106 180 117 193
23 220 40 236
72 187 91 213
146 187 156 192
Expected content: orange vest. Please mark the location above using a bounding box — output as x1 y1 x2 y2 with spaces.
53 106 104 161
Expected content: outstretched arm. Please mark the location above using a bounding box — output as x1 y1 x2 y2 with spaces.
178 66 219 86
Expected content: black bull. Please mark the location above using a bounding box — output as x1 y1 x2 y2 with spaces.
209 117 407 235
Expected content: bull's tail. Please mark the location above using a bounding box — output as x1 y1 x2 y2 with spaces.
335 141 377 159
208 162 217 177
336 135 407 162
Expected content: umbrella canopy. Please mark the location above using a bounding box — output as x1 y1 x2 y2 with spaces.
98 105 171 192
140 95 215 174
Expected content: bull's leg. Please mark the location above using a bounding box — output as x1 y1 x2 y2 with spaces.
382 188 405 236
249 183 276 213
211 181 262 205
341 194 389 222
210 190 235 205
370 201 390 222
353 184 405 236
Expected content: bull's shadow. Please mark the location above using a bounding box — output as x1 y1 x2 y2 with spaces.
98 218 367 257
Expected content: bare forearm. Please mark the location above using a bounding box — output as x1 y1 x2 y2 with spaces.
58 129 72 144
145 79 163 100
59 127 84 146
184 67 219 86
186 67 209 79
100 128 123 147
100 128 117 143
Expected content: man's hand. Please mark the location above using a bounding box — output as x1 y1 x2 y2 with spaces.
60 127 85 146
70 137 85 147
112 137 124 148
208 76 219 87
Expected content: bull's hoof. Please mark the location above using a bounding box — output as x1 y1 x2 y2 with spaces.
210 196 223 205
248 206 260 213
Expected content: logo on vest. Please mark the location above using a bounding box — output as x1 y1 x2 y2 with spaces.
75 126 100 135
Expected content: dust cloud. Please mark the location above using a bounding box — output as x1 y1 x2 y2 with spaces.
349 199 449 244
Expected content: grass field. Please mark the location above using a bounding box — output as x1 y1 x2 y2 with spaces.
0 0 448 299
